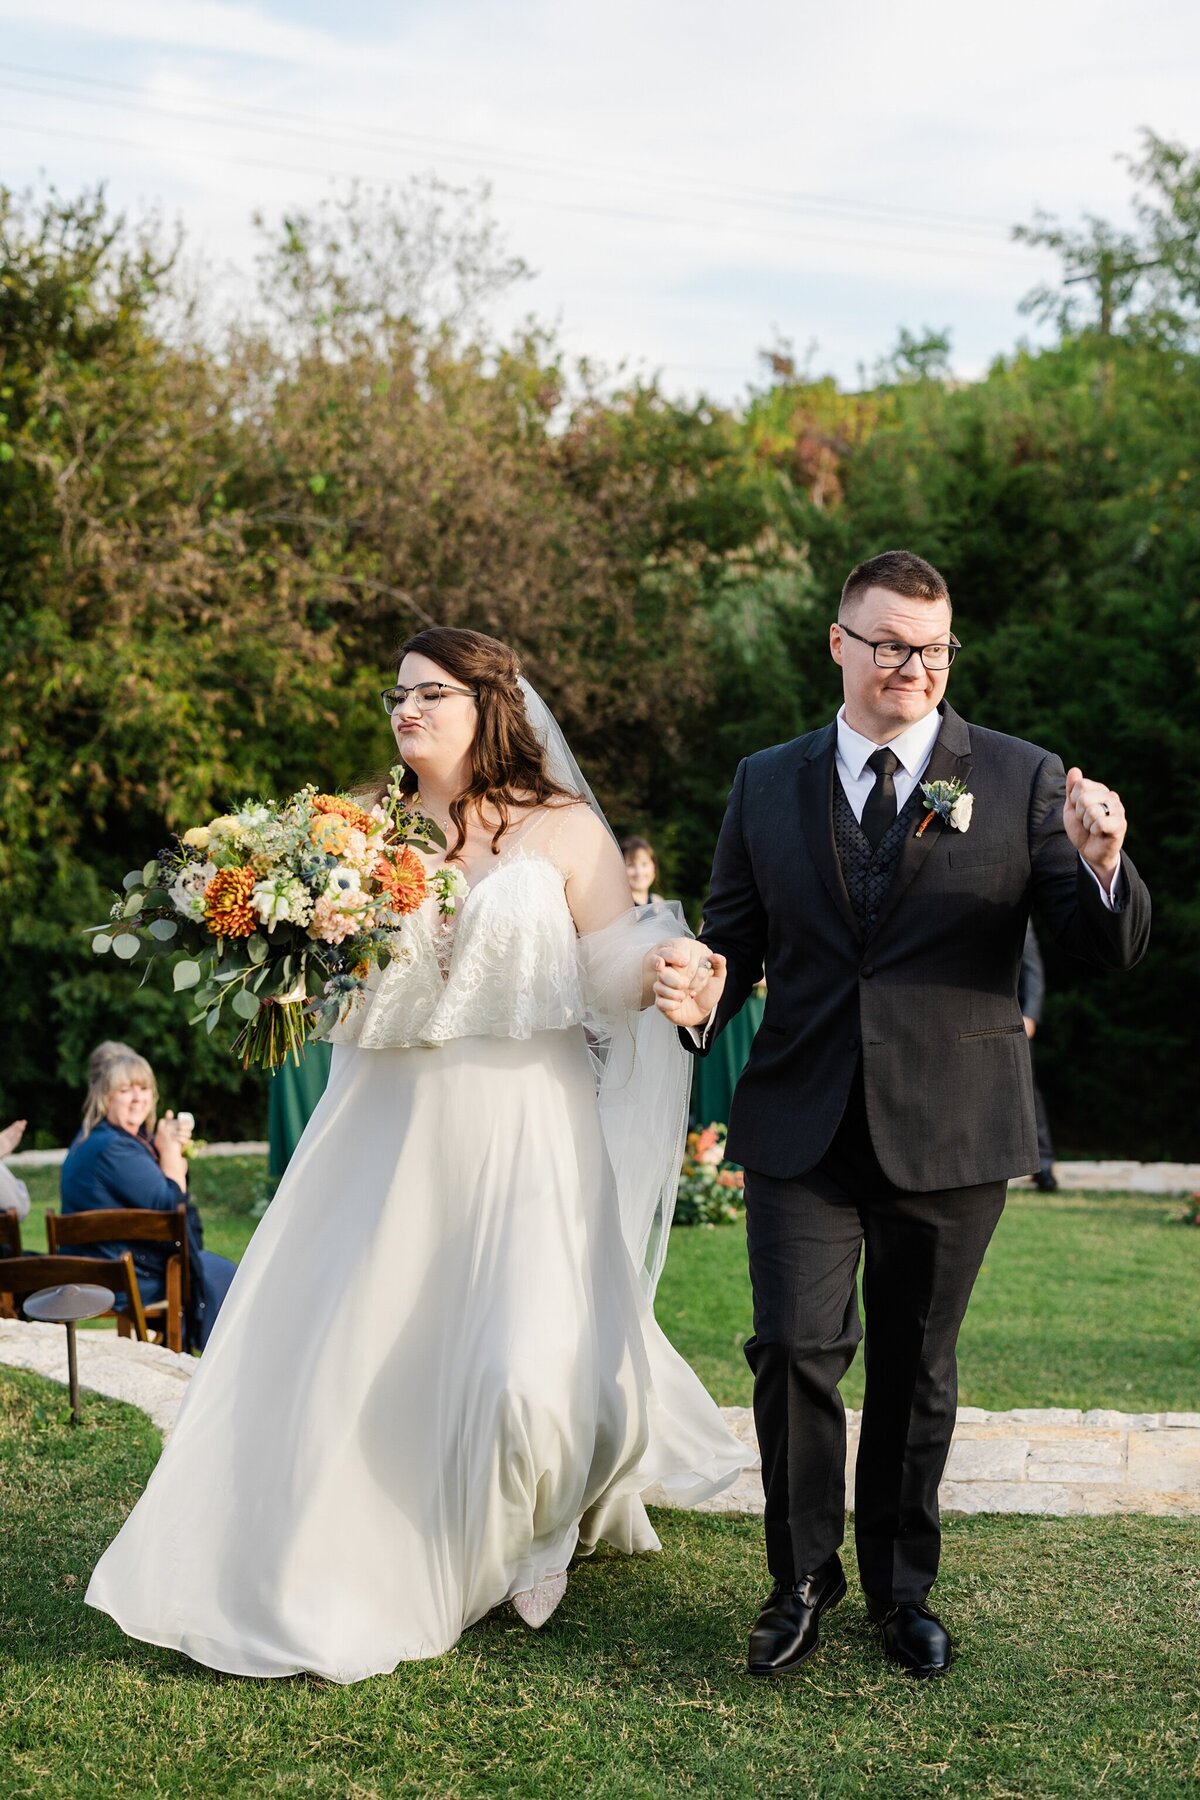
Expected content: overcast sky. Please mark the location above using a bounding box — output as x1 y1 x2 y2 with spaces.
1 0 1197 400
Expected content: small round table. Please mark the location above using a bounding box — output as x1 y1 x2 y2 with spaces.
23 1284 116 1426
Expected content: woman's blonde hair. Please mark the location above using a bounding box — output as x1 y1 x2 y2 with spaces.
81 1048 158 1138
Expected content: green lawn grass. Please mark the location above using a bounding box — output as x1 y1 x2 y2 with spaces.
17 1161 1200 1413
1 1368 1197 1800
656 1189 1200 1413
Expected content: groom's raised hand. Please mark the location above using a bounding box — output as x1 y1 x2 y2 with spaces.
653 939 727 1029
1063 766 1127 881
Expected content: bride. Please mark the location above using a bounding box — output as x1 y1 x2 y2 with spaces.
86 626 747 1683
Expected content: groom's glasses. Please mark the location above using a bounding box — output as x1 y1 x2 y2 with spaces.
839 623 961 671
380 683 479 716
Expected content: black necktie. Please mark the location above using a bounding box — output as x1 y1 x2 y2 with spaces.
861 747 900 850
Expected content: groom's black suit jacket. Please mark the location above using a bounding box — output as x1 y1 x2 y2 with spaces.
685 703 1151 1191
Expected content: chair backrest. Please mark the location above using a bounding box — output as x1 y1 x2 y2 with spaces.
0 1252 150 1340
0 1207 22 1259
46 1205 190 1300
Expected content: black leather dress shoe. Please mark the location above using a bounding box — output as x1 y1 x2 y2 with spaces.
867 1600 952 1677
746 1554 847 1675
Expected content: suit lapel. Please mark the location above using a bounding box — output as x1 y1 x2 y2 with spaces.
868 702 973 940
796 724 862 942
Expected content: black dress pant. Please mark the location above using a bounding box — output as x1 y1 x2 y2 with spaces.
743 1066 1005 1604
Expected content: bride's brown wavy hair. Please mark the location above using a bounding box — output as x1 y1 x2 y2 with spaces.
373 627 583 862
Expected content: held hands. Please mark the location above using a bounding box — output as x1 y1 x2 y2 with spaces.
652 937 727 1030
1063 767 1126 881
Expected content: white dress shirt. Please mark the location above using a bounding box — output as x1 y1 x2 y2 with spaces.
834 704 942 823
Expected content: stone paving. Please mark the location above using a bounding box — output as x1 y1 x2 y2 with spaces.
3 1320 1196 1518
665 1405 1200 1519
0 1319 196 1435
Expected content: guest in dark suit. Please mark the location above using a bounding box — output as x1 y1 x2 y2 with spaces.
61 1047 236 1350
1019 923 1058 1190
652 549 1150 1677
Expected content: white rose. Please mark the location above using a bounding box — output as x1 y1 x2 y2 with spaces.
169 860 216 921
442 868 470 900
950 792 974 832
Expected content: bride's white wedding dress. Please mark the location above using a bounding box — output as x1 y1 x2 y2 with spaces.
86 813 748 1683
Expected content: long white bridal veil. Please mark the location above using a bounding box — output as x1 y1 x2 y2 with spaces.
519 677 692 1299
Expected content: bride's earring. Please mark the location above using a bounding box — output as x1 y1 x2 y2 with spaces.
511 1572 568 1629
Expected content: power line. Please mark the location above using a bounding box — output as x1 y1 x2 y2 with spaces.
0 59 1015 243
0 114 1037 267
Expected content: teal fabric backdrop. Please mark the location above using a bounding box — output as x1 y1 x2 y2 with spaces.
690 991 765 1133
267 1039 333 1180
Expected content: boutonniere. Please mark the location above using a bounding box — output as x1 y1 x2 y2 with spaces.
916 778 974 837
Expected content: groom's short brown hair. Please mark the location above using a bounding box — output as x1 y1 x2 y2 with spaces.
839 550 951 618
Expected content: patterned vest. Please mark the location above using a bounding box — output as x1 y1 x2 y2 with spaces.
832 774 925 938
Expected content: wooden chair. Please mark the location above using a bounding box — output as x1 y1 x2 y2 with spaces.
0 1252 150 1340
46 1206 190 1354
0 1210 23 1317
0 1207 23 1258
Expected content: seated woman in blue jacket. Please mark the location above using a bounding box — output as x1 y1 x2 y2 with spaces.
60 1047 236 1350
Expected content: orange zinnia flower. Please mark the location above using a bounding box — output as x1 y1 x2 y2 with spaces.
374 847 427 916
204 865 257 938
313 793 378 835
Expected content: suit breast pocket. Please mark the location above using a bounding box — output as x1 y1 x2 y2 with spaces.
947 841 1012 872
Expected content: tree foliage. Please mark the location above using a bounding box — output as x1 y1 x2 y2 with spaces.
2 162 1198 1155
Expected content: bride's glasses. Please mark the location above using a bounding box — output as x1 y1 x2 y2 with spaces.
380 683 479 716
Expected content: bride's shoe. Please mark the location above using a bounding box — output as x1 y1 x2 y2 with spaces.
511 1572 568 1629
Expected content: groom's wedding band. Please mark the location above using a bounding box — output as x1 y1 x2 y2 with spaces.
699 958 714 974
1100 802 1111 816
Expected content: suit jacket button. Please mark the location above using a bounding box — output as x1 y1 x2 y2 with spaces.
861 963 875 978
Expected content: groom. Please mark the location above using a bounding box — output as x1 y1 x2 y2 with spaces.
656 550 1151 1678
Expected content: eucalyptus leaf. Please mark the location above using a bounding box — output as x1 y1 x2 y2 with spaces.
247 934 268 965
231 989 260 1020
111 934 140 960
122 870 143 891
122 891 145 917
205 1007 221 1034
173 959 202 991
142 860 160 887
91 933 113 955
148 919 178 941
143 888 170 909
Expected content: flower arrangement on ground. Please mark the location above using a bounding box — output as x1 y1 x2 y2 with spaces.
675 1122 746 1227
88 768 456 1070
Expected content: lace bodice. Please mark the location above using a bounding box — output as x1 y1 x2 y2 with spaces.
329 851 588 1050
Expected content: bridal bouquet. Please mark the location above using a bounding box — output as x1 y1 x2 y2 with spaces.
88 768 460 1070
